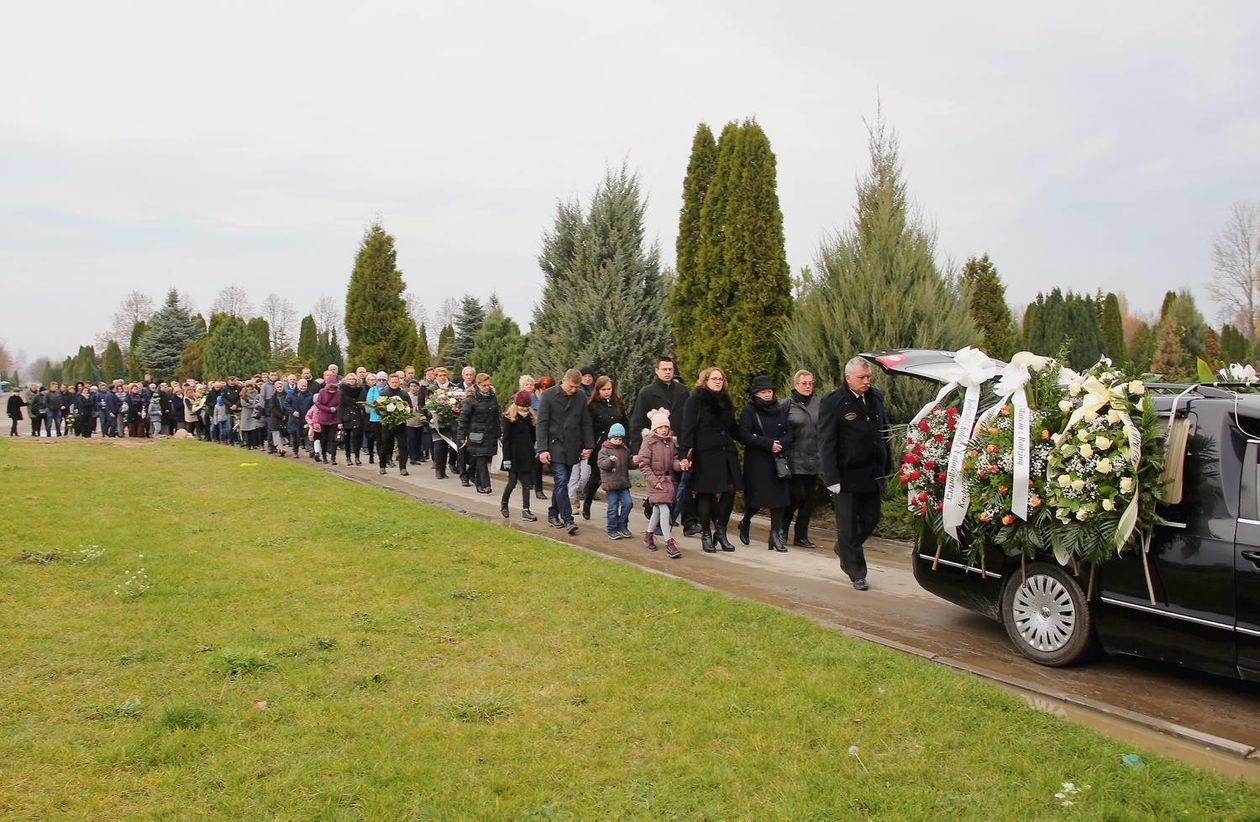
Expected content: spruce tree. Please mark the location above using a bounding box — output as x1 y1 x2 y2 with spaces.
1221 324 1249 364
451 294 487 368
781 113 976 422
102 340 125 381
1099 292 1125 363
1151 320 1188 380
671 123 719 380
530 164 672 403
960 254 1016 360
204 316 269 380
470 314 531 401
247 317 271 361
436 325 455 367
344 222 417 371
137 289 201 380
297 315 318 368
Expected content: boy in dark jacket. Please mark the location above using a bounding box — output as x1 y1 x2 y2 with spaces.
596 423 633 539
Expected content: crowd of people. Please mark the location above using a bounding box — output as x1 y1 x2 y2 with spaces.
4 355 891 589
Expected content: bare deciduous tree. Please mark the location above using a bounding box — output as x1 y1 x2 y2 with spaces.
211 284 253 318
312 295 342 337
435 296 459 331
1207 201 1260 339
106 290 154 351
260 293 297 351
404 290 431 340
0 340 14 376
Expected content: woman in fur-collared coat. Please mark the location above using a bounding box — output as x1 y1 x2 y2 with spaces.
677 367 744 554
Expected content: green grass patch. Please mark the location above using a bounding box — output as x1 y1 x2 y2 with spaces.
0 437 1257 817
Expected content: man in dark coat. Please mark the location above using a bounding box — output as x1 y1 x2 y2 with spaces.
818 357 892 591
628 356 699 534
535 368 594 534
376 373 410 476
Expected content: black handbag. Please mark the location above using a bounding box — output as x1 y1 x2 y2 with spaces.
754 411 792 480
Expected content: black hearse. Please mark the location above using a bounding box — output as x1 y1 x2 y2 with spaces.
866 350 1260 680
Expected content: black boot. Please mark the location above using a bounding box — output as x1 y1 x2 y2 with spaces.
500 503 509 518
330 453 337 465
770 530 788 552
535 488 547 501
522 508 537 522
368 453 374 464
379 466 386 475
700 530 716 553
461 476 471 487
354 455 362 466
738 516 751 545
715 528 736 552
581 498 592 520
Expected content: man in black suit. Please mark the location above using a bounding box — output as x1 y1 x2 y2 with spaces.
817 357 892 591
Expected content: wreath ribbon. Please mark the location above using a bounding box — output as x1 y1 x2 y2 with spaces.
975 360 1033 520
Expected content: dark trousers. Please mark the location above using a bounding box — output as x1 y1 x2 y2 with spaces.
695 490 735 533
30 415 41 436
378 424 406 470
318 426 338 457
831 490 882 582
342 427 363 459
501 466 535 508
365 421 380 460
783 475 819 541
9 417 18 436
407 426 424 463
432 439 450 476
469 454 491 489
582 455 601 505
420 428 432 460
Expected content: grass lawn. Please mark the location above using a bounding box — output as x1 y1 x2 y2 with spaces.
1 437 1257 818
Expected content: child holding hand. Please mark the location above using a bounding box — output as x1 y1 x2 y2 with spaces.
637 409 683 558
597 423 633 540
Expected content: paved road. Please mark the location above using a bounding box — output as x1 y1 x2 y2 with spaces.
313 454 1260 778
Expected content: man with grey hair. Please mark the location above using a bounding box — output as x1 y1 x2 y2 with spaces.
817 357 891 590
536 368 595 535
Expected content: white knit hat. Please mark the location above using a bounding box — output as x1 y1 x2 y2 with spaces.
647 408 671 431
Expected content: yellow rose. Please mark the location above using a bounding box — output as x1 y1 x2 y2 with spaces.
1076 509 1089 521
1119 477 1134 494
1096 458 1112 474
1095 436 1112 450
1107 409 1123 424
1071 479 1086 492
1079 444 1094 458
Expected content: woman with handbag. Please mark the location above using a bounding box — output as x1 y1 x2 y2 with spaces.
736 374 794 552
458 373 499 494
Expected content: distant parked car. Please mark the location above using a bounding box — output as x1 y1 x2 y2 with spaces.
867 349 1260 681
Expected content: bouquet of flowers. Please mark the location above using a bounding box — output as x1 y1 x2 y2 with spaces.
191 396 206 415
362 394 413 427
1042 359 1162 565
65 408 79 431
897 403 960 529
425 388 465 428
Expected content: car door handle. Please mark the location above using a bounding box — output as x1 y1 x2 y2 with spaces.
1243 550 1260 569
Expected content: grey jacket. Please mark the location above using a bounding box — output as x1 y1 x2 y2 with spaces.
535 384 594 465
781 391 821 476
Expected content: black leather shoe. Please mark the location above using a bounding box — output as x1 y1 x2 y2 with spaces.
535 489 547 501
852 578 869 591
522 509 537 522
793 538 818 549
354 456 361 466
500 504 509 518
399 468 408 476
683 522 703 538
738 517 751 546
700 532 716 553
461 477 471 487
378 467 386 475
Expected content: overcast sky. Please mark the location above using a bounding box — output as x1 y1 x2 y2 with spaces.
2 1 1257 364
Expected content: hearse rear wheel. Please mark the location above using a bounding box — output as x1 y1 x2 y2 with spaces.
1000 561 1095 667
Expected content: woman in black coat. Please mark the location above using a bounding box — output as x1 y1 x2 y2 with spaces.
458 373 500 494
73 386 96 437
499 390 538 521
7 391 26 436
581 376 628 519
678 367 743 553
737 375 794 552
338 376 366 464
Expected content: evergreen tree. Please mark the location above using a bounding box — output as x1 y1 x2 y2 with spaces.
670 123 719 378
314 329 345 373
136 288 201 380
1151 319 1189 380
530 164 672 403
344 222 417 371
1064 292 1105 368
208 312 230 335
102 340 126 381
451 294 487 369
1127 322 1155 373
1162 290 1206 362
204 316 269 380
436 324 455 366
1020 301 1041 353
175 337 208 383
1221 324 1249 364
404 328 430 370
781 113 976 422
960 254 1016 359
1099 292 1125 364
485 293 504 318
297 314 318 368
1159 290 1178 320
247 317 271 360
190 313 208 337
127 320 148 380
470 314 531 401
1202 327 1222 371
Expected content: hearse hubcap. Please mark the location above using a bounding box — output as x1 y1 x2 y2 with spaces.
1011 574 1075 652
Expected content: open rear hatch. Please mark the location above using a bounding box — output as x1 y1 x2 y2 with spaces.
860 349 1006 384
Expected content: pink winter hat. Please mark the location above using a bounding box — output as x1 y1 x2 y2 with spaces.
647 408 671 430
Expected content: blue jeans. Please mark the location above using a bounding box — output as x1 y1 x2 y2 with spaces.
606 488 632 534
45 410 62 436
548 461 574 524
213 420 231 442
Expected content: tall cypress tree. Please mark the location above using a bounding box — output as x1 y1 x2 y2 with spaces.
297 315 318 367
247 317 271 361
1064 292 1105 368
451 294 487 368
781 113 976 422
1151 320 1188 380
436 324 455 367
204 316 269 380
1127 322 1155 373
529 165 672 403
137 289 200 380
101 340 126 381
671 123 719 379
1099 292 1125 363
344 222 417 371
960 254 1016 360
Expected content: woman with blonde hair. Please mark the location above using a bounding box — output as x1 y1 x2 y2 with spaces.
678 367 744 553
